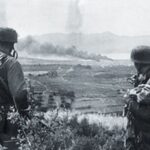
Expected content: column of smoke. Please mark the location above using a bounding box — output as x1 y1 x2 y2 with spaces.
0 1 7 26
66 0 82 47
65 0 100 61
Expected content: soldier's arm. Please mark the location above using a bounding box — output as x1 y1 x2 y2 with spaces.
135 84 150 104
7 59 29 112
125 82 150 105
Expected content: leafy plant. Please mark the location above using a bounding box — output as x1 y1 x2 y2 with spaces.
6 86 126 150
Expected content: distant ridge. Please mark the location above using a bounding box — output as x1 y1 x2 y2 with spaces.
17 33 113 61
30 32 150 54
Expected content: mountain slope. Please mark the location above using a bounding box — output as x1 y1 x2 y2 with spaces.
17 34 112 61
32 32 150 54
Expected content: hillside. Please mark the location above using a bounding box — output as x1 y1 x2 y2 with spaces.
17 35 111 62
29 32 150 55
16 31 146 64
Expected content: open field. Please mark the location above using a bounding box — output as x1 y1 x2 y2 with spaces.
4 60 133 149
23 60 135 114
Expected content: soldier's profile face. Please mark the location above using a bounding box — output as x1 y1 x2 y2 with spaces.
134 62 150 74
6 44 14 54
134 63 142 73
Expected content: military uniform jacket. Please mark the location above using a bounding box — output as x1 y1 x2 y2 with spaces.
126 74 150 150
0 51 28 110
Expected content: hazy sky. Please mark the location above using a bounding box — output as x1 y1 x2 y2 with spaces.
1 0 150 37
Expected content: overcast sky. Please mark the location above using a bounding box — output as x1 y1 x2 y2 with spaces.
0 0 150 38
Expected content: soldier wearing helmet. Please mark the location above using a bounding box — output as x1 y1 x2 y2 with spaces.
0 27 29 147
125 45 150 150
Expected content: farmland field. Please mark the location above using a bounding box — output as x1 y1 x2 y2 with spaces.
4 59 134 149
22 59 135 114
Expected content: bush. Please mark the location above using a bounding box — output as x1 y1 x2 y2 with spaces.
73 136 100 150
7 87 126 150
68 115 125 150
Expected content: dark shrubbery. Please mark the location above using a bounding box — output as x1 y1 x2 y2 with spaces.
7 86 126 150
68 116 125 150
8 108 125 150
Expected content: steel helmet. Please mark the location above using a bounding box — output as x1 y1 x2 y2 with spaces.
0 27 17 43
131 45 150 64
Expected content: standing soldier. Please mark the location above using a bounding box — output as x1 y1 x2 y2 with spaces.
0 27 29 146
125 46 150 150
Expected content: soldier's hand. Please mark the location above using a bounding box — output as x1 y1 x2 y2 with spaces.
19 106 31 120
124 89 137 103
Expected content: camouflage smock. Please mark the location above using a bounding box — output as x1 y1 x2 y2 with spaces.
125 75 150 150
0 51 28 110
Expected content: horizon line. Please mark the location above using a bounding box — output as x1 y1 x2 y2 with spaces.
19 31 150 38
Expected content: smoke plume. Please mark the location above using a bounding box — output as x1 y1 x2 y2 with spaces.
66 0 83 48
0 1 7 26
66 0 82 33
17 36 109 61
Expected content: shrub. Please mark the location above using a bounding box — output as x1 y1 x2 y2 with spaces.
7 86 126 150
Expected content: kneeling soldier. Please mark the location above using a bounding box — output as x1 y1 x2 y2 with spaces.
0 27 29 147
125 46 150 150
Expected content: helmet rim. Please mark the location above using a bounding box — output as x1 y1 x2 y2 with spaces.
0 27 18 43
131 45 150 64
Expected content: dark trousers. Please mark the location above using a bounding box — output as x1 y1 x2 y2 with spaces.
0 106 18 149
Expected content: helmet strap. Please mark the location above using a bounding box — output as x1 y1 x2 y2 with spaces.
10 49 18 59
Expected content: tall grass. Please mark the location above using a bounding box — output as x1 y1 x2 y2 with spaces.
45 110 127 129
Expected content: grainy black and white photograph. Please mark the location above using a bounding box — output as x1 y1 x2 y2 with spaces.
0 0 150 149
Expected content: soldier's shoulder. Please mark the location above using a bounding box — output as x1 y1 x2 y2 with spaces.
0 52 14 66
3 54 21 69
5 55 17 64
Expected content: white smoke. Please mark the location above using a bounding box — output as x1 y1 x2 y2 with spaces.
66 0 83 47
66 0 82 33
0 0 7 26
